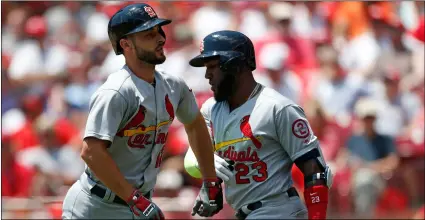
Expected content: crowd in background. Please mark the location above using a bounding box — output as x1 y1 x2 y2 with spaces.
1 1 424 219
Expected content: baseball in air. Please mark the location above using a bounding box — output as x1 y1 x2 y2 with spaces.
184 148 202 178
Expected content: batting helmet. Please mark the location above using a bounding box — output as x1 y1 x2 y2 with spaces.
108 3 172 55
189 30 256 72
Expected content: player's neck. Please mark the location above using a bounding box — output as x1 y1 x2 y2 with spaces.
228 75 257 112
125 58 155 84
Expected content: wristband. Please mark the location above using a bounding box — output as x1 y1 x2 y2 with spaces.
303 185 329 219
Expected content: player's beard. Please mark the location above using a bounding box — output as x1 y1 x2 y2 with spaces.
134 46 166 65
214 72 237 102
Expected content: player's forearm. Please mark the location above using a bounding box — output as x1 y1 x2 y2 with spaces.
298 159 326 187
298 158 329 219
81 138 134 200
184 113 217 179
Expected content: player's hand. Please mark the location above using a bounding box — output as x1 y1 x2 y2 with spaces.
214 154 234 182
126 190 164 220
191 178 223 217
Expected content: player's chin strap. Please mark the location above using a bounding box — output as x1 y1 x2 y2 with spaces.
303 166 332 219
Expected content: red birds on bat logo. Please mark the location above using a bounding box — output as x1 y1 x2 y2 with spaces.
144 6 156 18
116 105 147 137
240 115 262 149
165 94 174 121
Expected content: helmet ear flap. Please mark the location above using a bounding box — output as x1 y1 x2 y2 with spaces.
221 55 245 74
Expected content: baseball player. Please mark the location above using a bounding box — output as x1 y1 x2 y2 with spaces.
62 3 223 219
185 30 332 219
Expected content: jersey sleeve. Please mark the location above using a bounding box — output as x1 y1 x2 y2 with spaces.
275 104 319 162
84 89 128 142
176 79 199 124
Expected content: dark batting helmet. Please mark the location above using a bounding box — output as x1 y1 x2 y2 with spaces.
189 30 256 72
108 3 172 55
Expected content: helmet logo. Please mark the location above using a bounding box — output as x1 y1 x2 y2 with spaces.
200 40 204 53
144 6 156 18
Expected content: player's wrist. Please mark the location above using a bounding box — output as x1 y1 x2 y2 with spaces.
303 185 329 219
126 189 150 206
203 178 221 185
126 189 156 217
123 188 138 203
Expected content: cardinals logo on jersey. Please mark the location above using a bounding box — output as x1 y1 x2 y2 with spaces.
164 94 175 121
116 105 147 137
240 115 262 149
116 97 175 149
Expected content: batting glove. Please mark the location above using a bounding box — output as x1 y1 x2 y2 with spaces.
126 190 164 220
191 178 223 217
214 154 234 182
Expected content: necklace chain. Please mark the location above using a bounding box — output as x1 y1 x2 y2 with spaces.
248 83 261 100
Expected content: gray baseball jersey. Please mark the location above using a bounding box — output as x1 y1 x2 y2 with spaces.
84 65 198 193
201 85 323 211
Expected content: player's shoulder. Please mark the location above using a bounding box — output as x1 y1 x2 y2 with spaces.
155 69 187 88
257 86 298 110
100 67 130 88
200 97 217 112
93 67 134 101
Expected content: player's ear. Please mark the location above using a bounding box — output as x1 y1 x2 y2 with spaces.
119 38 132 52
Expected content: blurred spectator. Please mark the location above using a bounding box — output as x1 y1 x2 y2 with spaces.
369 2 404 52
2 6 29 55
85 2 115 47
299 2 332 45
7 15 68 88
255 2 316 72
189 2 237 43
98 49 126 80
304 100 351 167
236 2 269 41
1 69 23 114
402 15 424 93
332 2 380 76
2 94 44 152
1 136 35 197
371 71 422 137
158 22 209 94
43 3 73 36
406 84 425 150
16 114 85 196
309 46 369 120
155 156 185 197
343 97 399 217
254 42 303 104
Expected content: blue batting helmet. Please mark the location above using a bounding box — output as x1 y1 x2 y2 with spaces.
108 3 172 55
189 30 256 72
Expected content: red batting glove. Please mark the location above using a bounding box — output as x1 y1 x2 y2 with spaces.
126 190 164 219
303 185 329 219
